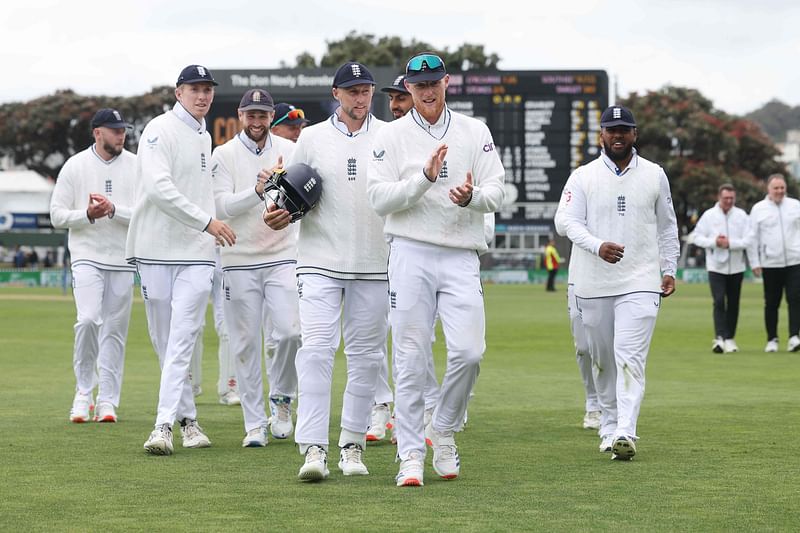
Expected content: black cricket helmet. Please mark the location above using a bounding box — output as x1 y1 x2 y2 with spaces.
264 163 323 223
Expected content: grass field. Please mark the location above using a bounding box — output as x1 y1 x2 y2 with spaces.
1 282 799 532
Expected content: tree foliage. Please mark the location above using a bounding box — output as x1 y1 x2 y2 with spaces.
745 99 800 142
621 86 786 233
0 87 173 179
294 31 500 71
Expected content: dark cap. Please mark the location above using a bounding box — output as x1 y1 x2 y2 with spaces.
91 108 130 129
332 62 375 88
405 53 447 84
271 103 309 127
600 106 637 128
176 64 218 87
238 88 274 112
380 74 410 94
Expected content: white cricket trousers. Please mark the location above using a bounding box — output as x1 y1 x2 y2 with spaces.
374 342 440 408
577 291 660 439
389 238 485 461
294 274 389 452
223 264 301 432
138 264 214 427
567 284 600 413
71 264 134 407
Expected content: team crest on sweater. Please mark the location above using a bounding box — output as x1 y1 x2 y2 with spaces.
347 157 357 181
438 161 448 180
617 195 626 216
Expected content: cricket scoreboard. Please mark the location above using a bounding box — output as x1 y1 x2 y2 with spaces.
208 68 608 231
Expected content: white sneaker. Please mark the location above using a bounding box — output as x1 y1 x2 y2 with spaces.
180 419 211 448
219 390 241 406
788 335 800 352
366 403 391 442
425 421 460 479
69 392 92 423
765 338 779 353
424 408 434 446
396 451 424 487
298 445 329 481
723 339 739 353
242 426 269 447
144 424 173 455
94 402 117 423
389 413 397 445
582 410 601 430
611 435 637 461
599 434 614 453
712 337 724 354
191 385 202 397
338 444 369 476
268 396 293 439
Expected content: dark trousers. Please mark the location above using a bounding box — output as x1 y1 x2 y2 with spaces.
708 271 743 339
546 268 558 291
761 264 800 340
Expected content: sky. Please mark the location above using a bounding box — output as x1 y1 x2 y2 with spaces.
1 0 798 116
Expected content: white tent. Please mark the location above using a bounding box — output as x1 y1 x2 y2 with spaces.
0 169 54 216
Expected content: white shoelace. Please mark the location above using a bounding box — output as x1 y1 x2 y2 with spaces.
341 445 363 464
306 446 326 464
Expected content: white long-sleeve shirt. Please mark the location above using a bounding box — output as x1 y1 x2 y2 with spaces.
212 131 297 269
554 152 679 298
690 203 751 274
50 145 136 271
288 113 388 280
748 195 800 269
367 107 505 253
125 104 217 266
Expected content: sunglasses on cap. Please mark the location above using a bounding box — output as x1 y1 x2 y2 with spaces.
406 53 445 73
272 108 305 127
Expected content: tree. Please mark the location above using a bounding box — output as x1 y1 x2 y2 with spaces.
0 87 172 179
294 31 500 70
621 86 786 234
745 99 800 142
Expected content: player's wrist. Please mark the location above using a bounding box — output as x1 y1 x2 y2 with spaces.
422 167 436 182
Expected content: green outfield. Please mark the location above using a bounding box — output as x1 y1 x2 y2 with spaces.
1 282 798 532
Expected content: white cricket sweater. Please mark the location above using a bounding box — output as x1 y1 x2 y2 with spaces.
748 195 800 268
368 108 505 253
212 132 298 269
288 114 388 280
125 109 217 266
50 146 136 271
554 154 679 298
690 203 751 274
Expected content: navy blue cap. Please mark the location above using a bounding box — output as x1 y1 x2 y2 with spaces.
380 74 410 94
91 108 130 129
332 62 375 88
176 64 218 87
600 106 636 128
238 88 274 112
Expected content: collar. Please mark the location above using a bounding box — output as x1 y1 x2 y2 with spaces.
237 130 272 155
172 102 206 134
330 111 371 137
601 147 638 176
411 106 451 140
91 144 118 164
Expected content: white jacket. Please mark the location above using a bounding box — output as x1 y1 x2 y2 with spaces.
690 203 751 274
748 195 800 268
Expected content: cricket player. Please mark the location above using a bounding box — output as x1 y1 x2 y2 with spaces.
555 105 679 461
127 64 236 456
50 108 136 424
270 102 309 143
212 88 300 447
264 61 388 481
368 52 505 486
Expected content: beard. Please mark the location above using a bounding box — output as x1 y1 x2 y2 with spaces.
245 126 267 144
602 138 633 163
103 141 122 157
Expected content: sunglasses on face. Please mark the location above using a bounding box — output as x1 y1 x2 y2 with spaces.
406 53 445 73
272 108 305 127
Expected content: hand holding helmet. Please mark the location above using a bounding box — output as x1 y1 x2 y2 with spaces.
262 163 323 229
